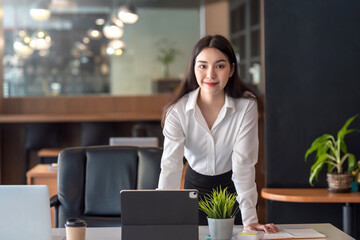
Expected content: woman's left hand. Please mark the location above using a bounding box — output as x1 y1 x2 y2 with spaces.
244 223 279 234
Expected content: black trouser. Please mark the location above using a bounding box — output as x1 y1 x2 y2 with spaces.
184 165 242 225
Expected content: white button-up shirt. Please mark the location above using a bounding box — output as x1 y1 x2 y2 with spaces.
158 87 259 225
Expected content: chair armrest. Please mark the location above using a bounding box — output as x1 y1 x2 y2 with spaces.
50 194 60 227
50 194 59 208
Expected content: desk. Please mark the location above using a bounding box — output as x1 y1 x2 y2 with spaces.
27 164 57 227
261 188 360 237
38 148 62 164
51 223 354 240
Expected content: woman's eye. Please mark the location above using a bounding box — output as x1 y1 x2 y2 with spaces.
216 65 225 69
199 65 206 69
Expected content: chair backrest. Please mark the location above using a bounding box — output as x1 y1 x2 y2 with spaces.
56 145 162 227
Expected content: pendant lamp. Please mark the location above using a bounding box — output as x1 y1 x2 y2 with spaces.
106 40 125 56
103 19 124 39
117 4 138 24
29 30 51 50
30 0 51 21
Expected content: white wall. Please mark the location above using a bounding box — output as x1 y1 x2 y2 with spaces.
110 8 200 95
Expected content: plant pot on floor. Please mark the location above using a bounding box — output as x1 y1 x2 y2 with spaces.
207 217 234 240
327 173 352 193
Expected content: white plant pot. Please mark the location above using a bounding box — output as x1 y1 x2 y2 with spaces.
207 217 234 240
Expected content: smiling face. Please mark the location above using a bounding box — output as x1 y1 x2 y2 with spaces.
194 47 234 98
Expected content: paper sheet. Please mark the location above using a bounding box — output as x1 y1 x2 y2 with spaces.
262 228 326 239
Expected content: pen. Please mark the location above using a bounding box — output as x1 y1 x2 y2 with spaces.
237 232 259 235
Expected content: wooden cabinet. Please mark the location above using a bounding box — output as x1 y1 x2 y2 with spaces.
27 164 57 227
152 78 181 94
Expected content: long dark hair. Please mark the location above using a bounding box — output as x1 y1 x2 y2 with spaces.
161 34 262 126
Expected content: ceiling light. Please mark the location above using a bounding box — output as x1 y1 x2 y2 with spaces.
108 39 125 49
50 0 76 10
87 29 102 40
112 17 124 28
117 4 138 24
16 30 32 44
18 30 28 38
109 9 124 27
106 40 125 56
13 31 33 56
13 37 34 57
103 19 124 39
29 30 51 50
82 37 90 44
30 0 51 21
95 18 105 25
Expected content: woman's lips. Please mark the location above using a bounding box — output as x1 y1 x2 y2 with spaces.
204 82 219 87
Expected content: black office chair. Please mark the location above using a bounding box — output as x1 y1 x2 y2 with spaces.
51 145 162 227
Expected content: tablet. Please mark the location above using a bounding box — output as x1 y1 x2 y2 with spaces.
120 189 199 240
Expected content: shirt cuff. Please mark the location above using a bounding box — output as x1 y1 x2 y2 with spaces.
241 207 258 226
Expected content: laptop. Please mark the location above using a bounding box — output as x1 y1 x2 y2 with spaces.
109 137 159 147
120 189 199 240
0 185 52 240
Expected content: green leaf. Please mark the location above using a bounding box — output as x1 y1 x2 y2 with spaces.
310 154 328 172
198 187 239 219
316 140 334 159
347 153 356 172
337 115 358 141
339 139 348 154
309 161 325 186
305 134 333 160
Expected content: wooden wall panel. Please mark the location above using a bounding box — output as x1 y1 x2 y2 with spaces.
1 124 25 184
0 94 171 115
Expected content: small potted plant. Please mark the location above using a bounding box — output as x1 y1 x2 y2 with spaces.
199 187 239 240
305 114 359 192
351 161 360 191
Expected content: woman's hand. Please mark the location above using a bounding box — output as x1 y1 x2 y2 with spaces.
244 223 279 234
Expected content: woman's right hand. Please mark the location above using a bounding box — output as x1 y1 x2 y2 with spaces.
244 222 279 234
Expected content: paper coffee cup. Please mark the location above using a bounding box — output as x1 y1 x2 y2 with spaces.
65 218 87 240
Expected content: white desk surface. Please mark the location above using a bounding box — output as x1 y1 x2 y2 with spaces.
52 223 354 240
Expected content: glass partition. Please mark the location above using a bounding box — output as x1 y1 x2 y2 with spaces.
2 0 200 97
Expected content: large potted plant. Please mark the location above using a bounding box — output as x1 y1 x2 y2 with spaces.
156 39 180 78
199 187 239 240
305 114 359 192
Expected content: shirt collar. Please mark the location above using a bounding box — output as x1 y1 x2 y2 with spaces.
225 93 236 113
185 88 200 112
185 87 236 113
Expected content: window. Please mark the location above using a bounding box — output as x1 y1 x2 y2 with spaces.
2 0 200 97
230 0 262 93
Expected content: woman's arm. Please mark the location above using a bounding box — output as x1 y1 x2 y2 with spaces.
231 100 259 226
232 100 279 233
158 108 186 189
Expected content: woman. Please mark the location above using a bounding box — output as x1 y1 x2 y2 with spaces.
157 35 278 233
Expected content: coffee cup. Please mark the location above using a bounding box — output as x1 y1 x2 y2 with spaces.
65 218 87 240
